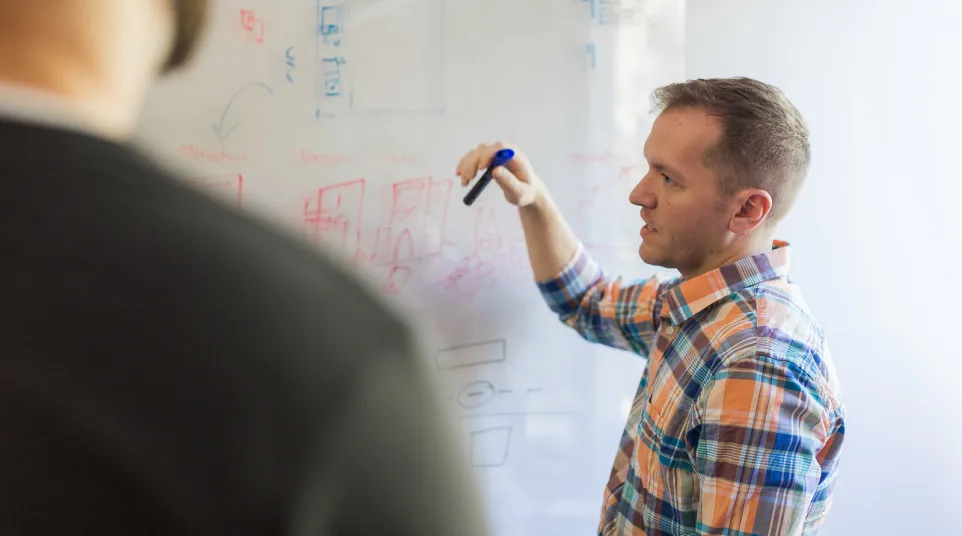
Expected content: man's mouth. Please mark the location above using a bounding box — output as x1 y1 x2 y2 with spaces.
641 223 657 236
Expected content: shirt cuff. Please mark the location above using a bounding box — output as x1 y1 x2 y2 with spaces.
535 243 604 317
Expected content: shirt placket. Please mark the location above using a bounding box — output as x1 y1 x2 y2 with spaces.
644 322 680 511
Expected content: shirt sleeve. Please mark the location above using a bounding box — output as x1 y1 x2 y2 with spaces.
689 355 843 536
535 243 666 357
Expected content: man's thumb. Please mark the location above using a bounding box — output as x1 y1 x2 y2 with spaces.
492 166 527 200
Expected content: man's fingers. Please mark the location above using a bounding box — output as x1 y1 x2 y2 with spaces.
457 150 479 186
458 145 491 186
492 166 526 200
456 152 472 185
457 142 521 187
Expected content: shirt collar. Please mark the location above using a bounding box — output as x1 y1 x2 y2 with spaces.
661 240 791 325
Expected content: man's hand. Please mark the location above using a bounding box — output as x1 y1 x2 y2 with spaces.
455 141 580 282
456 142 544 208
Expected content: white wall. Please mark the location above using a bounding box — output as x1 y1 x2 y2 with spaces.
686 1 962 534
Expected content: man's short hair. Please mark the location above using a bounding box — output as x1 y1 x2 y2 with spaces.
651 77 811 223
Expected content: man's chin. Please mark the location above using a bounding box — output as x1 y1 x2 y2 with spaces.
639 242 674 270
638 242 660 266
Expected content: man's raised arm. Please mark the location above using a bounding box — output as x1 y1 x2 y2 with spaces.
457 142 669 357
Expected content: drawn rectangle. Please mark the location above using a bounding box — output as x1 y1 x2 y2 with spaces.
436 339 505 371
319 5 343 40
344 0 444 113
303 179 365 254
324 77 342 96
470 426 512 468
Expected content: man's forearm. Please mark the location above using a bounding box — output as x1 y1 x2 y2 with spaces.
519 192 581 281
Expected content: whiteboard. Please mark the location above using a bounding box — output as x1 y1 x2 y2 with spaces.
136 0 684 533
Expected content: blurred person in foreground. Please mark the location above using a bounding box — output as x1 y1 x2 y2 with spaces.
0 1 487 534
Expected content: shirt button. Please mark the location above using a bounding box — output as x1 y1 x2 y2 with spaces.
664 326 675 335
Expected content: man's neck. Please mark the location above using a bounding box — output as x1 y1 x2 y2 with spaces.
0 35 142 140
681 234 776 280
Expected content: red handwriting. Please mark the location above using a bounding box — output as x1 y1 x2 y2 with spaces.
186 173 244 207
179 144 249 163
300 150 352 165
298 151 423 166
303 179 366 256
240 9 265 43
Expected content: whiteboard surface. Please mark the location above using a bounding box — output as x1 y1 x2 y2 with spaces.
137 0 683 533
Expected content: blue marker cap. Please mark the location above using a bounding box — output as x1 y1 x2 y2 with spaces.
463 148 515 206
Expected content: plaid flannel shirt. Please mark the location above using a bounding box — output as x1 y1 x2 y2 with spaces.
537 241 845 536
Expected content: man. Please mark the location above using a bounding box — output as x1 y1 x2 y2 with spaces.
0 1 487 534
456 77 845 535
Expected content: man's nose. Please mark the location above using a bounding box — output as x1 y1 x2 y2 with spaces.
629 175 656 209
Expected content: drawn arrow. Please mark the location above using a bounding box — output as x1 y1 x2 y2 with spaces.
212 82 274 142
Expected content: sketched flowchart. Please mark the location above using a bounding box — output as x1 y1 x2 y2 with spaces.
435 339 572 469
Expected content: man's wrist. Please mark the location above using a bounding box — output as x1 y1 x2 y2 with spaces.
519 184 551 214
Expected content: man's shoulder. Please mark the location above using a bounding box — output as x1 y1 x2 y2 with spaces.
709 279 841 410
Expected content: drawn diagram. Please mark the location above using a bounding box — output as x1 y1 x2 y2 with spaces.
301 174 525 297
315 0 445 117
436 339 513 468
471 427 512 468
458 380 497 409
186 173 244 207
367 177 452 293
302 174 454 294
303 179 366 256
240 9 265 43
434 338 573 469
436 339 507 371
372 177 451 262
212 82 275 143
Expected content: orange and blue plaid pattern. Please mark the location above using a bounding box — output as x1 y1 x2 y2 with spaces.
537 241 845 535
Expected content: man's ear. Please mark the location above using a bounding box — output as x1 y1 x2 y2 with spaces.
729 189 773 234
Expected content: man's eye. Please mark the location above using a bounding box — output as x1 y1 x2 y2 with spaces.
662 174 673 185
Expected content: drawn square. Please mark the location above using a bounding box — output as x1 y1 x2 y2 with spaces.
324 77 342 97
471 426 512 468
319 5 343 39
321 57 344 76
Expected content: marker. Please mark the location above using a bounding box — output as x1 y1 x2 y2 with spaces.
463 148 515 206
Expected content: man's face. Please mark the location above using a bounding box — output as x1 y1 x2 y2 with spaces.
161 0 210 73
629 108 735 278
